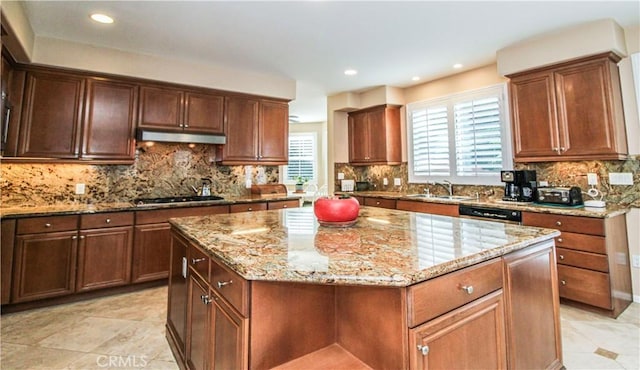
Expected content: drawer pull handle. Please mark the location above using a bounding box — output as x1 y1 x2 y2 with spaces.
559 255 564 260
283 205 288 208
561 280 566 286
556 221 562 226
217 280 233 288
105 218 111 224
201 295 211 305
45 223 52 228
557 238 563 243
79 235 85 239
376 201 381 205
417 345 429 356
460 285 474 295
192 257 206 264
248 207 252 211
72 235 78 240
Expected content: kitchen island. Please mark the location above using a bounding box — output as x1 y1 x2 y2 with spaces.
168 206 562 370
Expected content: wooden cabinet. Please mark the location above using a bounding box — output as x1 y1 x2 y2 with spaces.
187 272 211 370
138 85 224 134
82 78 138 160
12 215 80 303
210 288 248 370
409 291 506 370
503 239 562 369
1 219 16 304
167 231 190 365
220 96 289 165
133 205 229 283
396 200 459 216
363 197 396 209
522 212 631 317
267 199 300 210
509 53 627 162
229 202 268 213
17 70 85 158
348 104 401 165
76 212 134 292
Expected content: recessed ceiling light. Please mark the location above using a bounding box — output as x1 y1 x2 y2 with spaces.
412 76 420 81
90 13 114 24
344 69 358 76
453 63 463 69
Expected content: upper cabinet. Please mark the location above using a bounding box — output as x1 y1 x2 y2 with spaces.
218 96 288 165
348 104 401 165
138 86 224 134
509 53 627 162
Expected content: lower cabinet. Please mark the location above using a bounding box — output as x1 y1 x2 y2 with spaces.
187 273 211 370
1 219 16 304
210 290 247 370
167 231 189 365
396 200 459 216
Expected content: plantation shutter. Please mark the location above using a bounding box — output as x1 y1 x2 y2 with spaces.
287 134 315 181
454 96 503 176
411 105 451 177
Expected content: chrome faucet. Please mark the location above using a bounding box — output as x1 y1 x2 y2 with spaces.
429 180 453 196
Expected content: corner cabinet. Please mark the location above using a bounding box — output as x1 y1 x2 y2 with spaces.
138 85 224 134
218 96 289 165
348 104 401 165
509 52 627 162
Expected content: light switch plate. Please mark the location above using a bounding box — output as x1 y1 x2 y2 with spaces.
609 172 634 185
383 178 388 186
394 178 401 186
75 183 85 195
587 173 598 185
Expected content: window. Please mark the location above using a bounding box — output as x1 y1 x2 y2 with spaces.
283 132 317 183
407 84 512 185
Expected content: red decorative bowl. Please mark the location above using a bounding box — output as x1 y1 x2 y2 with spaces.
313 196 360 227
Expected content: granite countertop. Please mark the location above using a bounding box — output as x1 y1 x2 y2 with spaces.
170 207 560 287
346 191 630 218
0 193 302 219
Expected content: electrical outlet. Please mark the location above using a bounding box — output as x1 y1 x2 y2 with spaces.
75 183 85 195
383 178 388 186
394 178 401 186
632 255 640 269
587 173 598 186
539 181 549 187
337 172 344 180
609 172 634 185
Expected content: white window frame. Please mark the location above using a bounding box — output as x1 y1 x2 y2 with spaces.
281 132 318 185
406 83 512 186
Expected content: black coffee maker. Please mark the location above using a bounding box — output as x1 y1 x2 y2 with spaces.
501 170 537 202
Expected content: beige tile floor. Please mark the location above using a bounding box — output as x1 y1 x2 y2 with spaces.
1 286 638 369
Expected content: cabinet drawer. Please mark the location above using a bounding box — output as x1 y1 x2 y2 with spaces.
135 205 229 224
364 198 396 209
557 265 611 309
230 202 268 213
407 258 502 327
267 200 299 210
80 212 134 229
554 231 606 254
556 247 609 273
396 200 458 216
188 246 210 283
17 215 79 234
211 259 248 316
523 212 604 236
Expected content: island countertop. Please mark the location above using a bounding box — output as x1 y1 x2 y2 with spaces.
169 206 560 287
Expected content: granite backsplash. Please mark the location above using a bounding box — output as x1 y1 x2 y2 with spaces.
335 156 640 207
0 143 279 206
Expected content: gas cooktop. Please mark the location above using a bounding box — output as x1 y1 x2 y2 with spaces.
134 195 224 207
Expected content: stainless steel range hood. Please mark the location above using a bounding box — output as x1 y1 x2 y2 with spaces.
136 129 226 145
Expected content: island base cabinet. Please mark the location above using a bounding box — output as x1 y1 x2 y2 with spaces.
409 290 506 370
210 290 248 370
187 274 210 370
166 233 189 365
503 239 562 370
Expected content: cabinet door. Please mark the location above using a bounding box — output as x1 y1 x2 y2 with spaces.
138 86 183 131
132 223 172 283
366 108 389 162
1 219 16 304
211 290 248 370
168 233 190 362
184 91 224 134
12 231 78 303
348 111 369 163
76 226 133 292
503 240 562 369
222 96 259 163
187 274 211 370
258 100 288 164
18 71 85 158
510 71 560 159
410 290 506 370
82 78 137 160
554 59 623 157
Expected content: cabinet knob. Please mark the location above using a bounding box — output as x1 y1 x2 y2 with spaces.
557 237 563 243
561 280 566 286
560 147 566 153
376 201 381 205
179 124 184 128
79 235 85 239
555 221 562 226
460 285 474 295
105 218 111 224
45 223 52 228
559 255 564 260
217 280 233 289
283 205 288 208
201 295 211 305
72 235 78 240
248 207 253 211
417 345 430 356
184 124 189 128
192 257 206 264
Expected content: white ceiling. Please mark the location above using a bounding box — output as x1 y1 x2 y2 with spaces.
17 1 640 123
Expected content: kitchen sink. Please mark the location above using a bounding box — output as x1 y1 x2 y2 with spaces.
405 194 474 201
134 195 224 206
406 194 431 198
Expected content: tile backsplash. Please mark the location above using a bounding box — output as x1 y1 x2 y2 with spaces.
0 143 279 206
335 155 640 207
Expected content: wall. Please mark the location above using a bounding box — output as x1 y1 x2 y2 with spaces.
0 143 278 206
